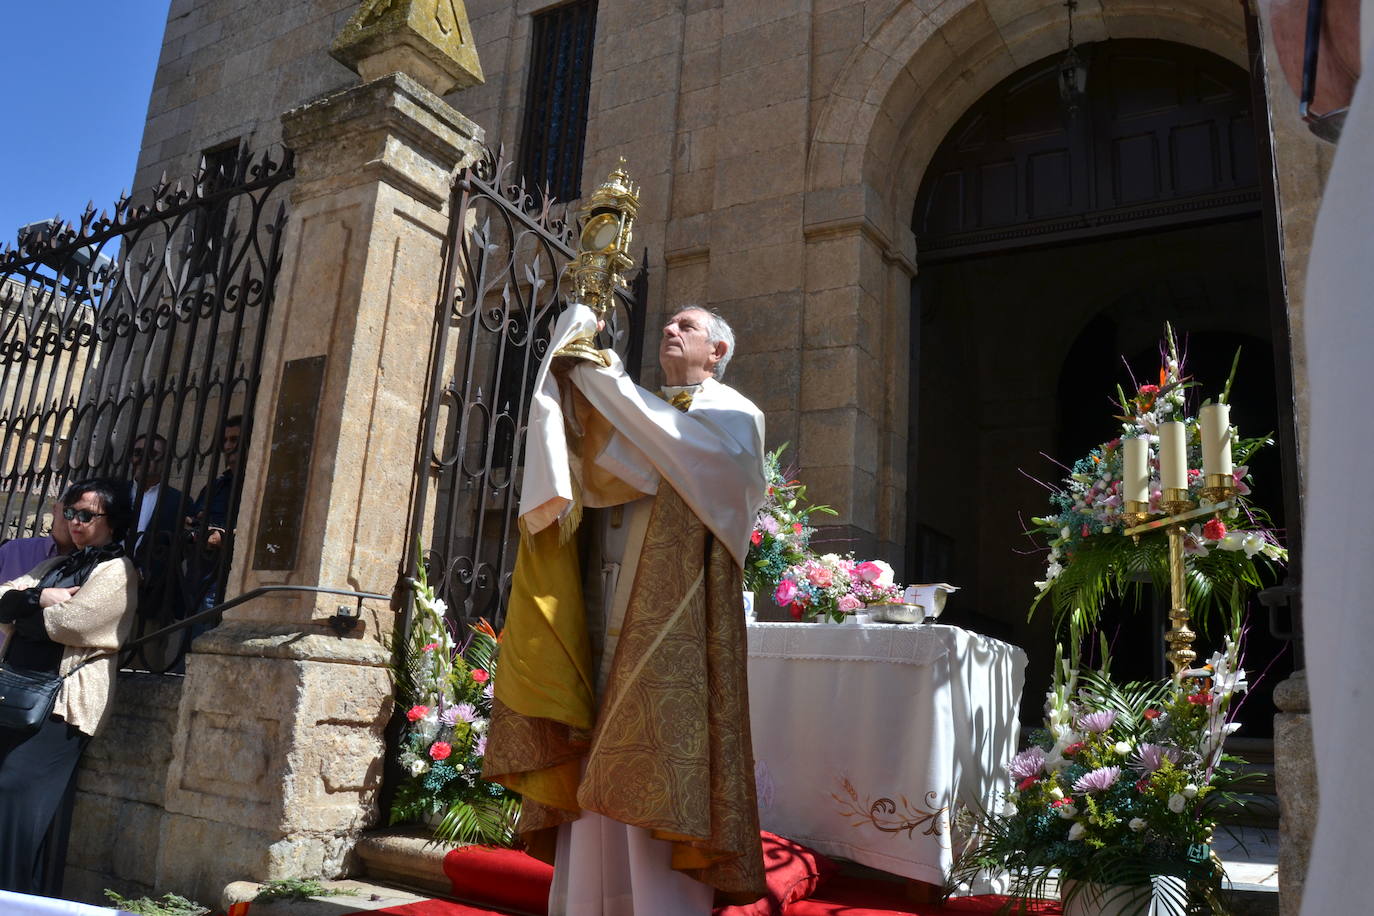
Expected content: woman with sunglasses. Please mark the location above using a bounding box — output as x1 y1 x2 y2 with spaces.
0 478 138 896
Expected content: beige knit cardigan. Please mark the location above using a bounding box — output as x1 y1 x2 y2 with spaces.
0 555 140 736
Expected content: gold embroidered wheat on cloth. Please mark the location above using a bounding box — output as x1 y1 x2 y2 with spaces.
484 484 764 898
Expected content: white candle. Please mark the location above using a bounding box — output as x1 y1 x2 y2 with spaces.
1199 403 1233 478
1159 421 1187 491
1123 437 1149 503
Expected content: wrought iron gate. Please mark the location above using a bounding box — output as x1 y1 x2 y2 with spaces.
406 146 646 631
0 146 293 669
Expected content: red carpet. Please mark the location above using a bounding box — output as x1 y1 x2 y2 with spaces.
408 844 1061 916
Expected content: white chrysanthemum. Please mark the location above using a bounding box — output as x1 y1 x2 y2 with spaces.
1168 793 1187 813
1129 817 1147 833
1068 822 1086 840
1182 784 1199 799
1114 740 1132 756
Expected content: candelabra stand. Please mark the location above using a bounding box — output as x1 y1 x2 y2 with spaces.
1122 483 1236 677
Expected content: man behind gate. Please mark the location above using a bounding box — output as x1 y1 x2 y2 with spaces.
484 304 768 914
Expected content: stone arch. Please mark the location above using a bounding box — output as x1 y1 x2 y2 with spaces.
805 0 1249 247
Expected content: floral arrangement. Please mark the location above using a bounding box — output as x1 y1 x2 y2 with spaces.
744 444 836 596
773 554 902 622
745 444 907 622
950 638 1248 914
389 557 520 846
1027 327 1286 648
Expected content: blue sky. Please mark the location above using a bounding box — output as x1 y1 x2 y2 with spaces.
0 2 171 248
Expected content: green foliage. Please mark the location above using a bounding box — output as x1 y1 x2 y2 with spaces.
949 639 1246 915
102 890 210 916
253 877 358 902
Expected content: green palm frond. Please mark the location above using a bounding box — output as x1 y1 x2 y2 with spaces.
432 793 521 847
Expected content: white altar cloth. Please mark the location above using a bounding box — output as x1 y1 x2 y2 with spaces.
746 621 1027 887
0 890 131 915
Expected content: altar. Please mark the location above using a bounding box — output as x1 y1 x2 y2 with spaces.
746 621 1027 888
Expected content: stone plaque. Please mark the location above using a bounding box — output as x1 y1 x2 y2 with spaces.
253 355 326 570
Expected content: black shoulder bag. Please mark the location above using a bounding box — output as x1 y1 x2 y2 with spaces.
0 655 108 735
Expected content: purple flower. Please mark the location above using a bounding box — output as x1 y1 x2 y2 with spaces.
1133 743 1181 774
441 702 477 726
1075 710 1118 733
1073 766 1121 794
1007 746 1047 782
474 735 487 757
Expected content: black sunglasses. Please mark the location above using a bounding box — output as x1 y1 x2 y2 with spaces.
62 508 108 524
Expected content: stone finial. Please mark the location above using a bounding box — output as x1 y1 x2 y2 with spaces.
332 0 484 96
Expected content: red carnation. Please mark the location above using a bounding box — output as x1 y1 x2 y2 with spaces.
1064 742 1086 757
751 530 763 546
406 704 430 722
1202 518 1227 541
793 522 803 533
789 602 804 621
429 741 452 761
1188 691 1213 706
471 669 490 685
1143 708 1161 720
1017 776 1038 791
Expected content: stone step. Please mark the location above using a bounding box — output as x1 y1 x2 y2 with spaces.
354 828 455 898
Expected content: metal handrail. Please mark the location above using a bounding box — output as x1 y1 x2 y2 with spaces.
120 584 394 660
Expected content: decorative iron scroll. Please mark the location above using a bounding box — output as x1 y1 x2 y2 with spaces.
407 144 646 632
0 146 293 671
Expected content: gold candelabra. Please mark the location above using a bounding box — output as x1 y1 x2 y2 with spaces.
1122 482 1236 677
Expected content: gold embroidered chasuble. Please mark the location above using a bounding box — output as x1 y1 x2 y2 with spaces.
486 480 765 900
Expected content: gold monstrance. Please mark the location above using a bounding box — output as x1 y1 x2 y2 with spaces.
554 159 640 365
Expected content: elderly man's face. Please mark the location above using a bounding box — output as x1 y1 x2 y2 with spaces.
659 309 724 386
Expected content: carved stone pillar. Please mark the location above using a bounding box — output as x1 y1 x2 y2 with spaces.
153 15 484 901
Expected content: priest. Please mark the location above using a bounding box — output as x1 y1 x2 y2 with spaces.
484 303 767 914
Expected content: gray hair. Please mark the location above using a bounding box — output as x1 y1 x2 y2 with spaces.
684 307 735 380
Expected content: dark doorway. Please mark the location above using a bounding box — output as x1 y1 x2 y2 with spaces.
905 39 1294 733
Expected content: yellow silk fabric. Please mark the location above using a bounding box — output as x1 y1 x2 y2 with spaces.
487 522 595 811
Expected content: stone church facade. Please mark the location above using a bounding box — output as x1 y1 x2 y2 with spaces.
57 0 1324 908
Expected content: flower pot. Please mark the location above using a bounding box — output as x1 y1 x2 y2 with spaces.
1060 877 1186 916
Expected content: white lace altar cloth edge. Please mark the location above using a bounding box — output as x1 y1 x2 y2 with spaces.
746 622 1026 891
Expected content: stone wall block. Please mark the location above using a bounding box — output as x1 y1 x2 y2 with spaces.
727 348 801 415
715 98 809 160
800 407 860 470
714 290 803 356
713 144 806 205
720 13 808 74
707 241 805 301
723 0 808 36
717 55 809 117
800 345 859 411
709 196 803 251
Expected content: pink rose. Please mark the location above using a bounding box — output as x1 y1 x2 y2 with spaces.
774 579 797 606
807 566 834 588
838 595 863 612
854 560 894 588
